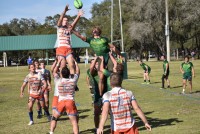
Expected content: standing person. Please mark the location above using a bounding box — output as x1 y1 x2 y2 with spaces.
55 4 84 75
39 60 52 115
86 57 105 133
137 60 151 84
20 64 51 125
33 60 43 118
180 55 195 94
72 26 123 96
97 73 151 134
160 55 170 89
49 59 80 134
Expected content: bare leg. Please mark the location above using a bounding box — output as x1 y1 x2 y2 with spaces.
69 116 79 134
188 80 192 93
94 103 101 129
182 79 187 93
44 91 49 111
98 71 104 96
66 54 75 75
57 56 66 69
50 112 60 133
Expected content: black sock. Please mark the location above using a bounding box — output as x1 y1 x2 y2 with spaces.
29 111 33 121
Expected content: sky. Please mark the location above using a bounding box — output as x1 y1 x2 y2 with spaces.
0 0 104 24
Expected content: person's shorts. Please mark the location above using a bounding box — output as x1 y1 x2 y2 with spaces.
55 100 78 116
183 73 192 81
28 95 44 103
56 46 73 58
163 71 169 79
111 125 139 134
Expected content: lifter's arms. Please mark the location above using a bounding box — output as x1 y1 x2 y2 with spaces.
72 30 87 41
90 57 98 76
51 58 58 73
132 100 151 131
57 4 69 27
20 82 27 98
74 60 80 75
109 44 122 58
53 58 62 77
108 52 117 72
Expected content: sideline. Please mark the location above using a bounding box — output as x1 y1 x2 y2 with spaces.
125 79 200 101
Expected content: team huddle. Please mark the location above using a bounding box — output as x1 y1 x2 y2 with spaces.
19 3 195 134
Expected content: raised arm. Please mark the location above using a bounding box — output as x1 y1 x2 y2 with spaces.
90 57 98 75
109 52 117 72
109 44 122 57
70 10 84 30
74 60 80 75
53 58 62 77
72 30 86 41
57 4 69 27
132 100 151 131
51 59 58 73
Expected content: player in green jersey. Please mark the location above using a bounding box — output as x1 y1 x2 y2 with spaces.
72 26 122 97
160 55 170 89
180 55 195 94
137 60 151 84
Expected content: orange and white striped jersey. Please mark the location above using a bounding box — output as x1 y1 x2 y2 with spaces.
24 72 44 97
56 26 72 48
54 74 79 101
102 87 136 131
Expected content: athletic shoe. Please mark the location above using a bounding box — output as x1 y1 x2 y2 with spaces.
181 91 185 94
160 87 164 89
37 115 42 119
167 85 170 88
28 121 34 125
146 82 150 84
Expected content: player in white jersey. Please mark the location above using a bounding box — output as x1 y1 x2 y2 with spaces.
20 63 51 125
97 73 151 134
49 58 80 134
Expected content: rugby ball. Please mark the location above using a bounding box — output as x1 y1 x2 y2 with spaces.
74 0 83 9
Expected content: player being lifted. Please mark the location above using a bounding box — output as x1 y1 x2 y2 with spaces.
72 26 123 96
55 4 84 74
20 63 51 125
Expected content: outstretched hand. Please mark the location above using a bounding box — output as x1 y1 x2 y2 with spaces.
64 4 70 12
78 10 84 16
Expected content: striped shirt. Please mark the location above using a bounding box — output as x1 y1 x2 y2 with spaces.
56 26 72 48
54 74 79 101
102 87 136 131
24 72 44 97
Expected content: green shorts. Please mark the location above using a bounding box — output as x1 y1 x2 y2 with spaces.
183 73 192 81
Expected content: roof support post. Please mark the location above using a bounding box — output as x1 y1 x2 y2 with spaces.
46 50 49 65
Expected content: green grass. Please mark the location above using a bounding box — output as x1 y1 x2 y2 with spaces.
0 60 200 134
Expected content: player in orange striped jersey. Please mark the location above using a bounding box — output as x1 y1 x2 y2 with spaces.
20 63 51 125
97 73 151 134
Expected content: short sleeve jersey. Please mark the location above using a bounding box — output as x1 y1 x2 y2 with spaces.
86 37 110 56
163 60 169 73
57 26 72 48
24 72 44 97
181 62 193 75
54 74 79 101
140 63 151 71
102 87 136 131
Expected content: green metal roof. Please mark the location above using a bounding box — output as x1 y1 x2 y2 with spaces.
0 34 89 51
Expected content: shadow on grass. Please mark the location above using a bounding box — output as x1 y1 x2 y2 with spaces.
128 75 143 79
172 85 182 88
192 90 200 94
79 125 110 134
78 109 91 114
134 111 183 131
150 81 161 84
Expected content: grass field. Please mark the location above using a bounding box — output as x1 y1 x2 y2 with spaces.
0 60 200 134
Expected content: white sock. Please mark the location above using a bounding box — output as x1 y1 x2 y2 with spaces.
182 89 185 92
49 132 53 134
